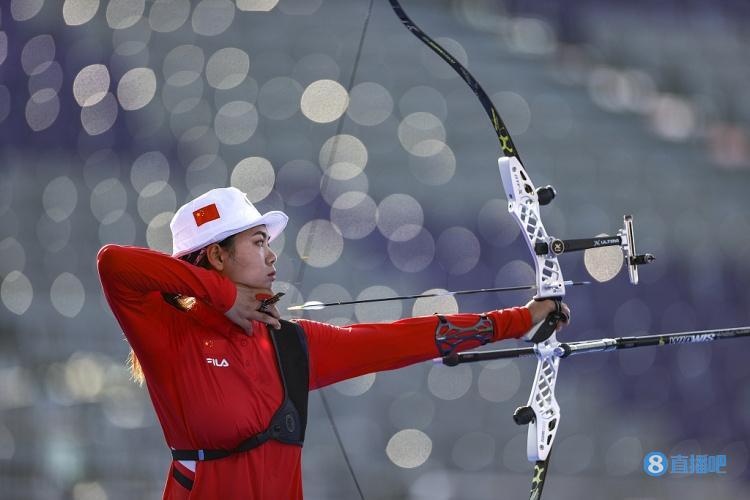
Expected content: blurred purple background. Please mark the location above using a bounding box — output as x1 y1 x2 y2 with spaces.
1 0 749 498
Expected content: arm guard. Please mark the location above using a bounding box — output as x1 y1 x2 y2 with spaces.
434 314 494 357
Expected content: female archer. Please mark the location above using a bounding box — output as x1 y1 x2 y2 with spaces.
97 186 570 499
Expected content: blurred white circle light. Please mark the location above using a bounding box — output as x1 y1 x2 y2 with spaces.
258 76 302 120
237 0 279 12
130 151 170 193
112 17 152 57
333 373 376 396
399 85 447 122
73 64 110 107
81 92 118 135
277 159 322 206
90 178 127 224
21 34 55 76
477 360 521 402
651 95 696 142
300 79 349 124
148 0 190 33
398 112 446 157
214 101 258 145
387 227 435 273
478 198 520 247
354 285 402 323
377 193 423 241
491 91 530 135
0 86 9 125
163 44 204 87
36 215 71 252
51 273 86 318
436 226 480 275
26 89 59 131
386 429 432 469
330 191 377 240
106 0 145 30
137 181 176 224
0 423 16 461
192 0 235 37
231 157 275 202
412 289 458 317
510 18 556 55
11 0 44 21
206 47 250 90
72 481 108 500
347 81 393 126
117 67 156 110
29 61 63 96
64 353 104 400
99 212 136 246
63 0 101 26
146 212 174 253
1 271 33 315
428 363 472 400
0 33 7 67
43 177 78 222
185 154 228 194
408 142 455 185
320 170 369 206
0 237 27 276
319 134 368 180
295 219 343 268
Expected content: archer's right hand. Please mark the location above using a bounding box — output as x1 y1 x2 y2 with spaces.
224 284 282 335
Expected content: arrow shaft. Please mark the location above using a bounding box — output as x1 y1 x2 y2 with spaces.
288 281 589 310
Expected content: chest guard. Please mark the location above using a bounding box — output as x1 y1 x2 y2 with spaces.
170 319 309 463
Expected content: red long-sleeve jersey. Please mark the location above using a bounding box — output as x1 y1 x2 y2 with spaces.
96 244 532 499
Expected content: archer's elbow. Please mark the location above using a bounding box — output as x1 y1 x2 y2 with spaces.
96 244 126 277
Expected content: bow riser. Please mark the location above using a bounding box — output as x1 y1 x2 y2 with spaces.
526 336 561 461
499 157 565 300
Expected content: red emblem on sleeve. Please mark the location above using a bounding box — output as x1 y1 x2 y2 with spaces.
193 203 220 226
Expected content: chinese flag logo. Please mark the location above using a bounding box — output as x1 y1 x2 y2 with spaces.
193 203 220 227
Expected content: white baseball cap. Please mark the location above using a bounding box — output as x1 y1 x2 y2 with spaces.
170 187 288 258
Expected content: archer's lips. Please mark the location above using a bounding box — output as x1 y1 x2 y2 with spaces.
268 272 276 279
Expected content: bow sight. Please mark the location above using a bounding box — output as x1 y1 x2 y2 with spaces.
499 156 655 288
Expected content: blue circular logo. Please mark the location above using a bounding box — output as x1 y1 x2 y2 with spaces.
644 451 668 477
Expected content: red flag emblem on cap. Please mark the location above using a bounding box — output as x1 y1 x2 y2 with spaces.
193 203 220 227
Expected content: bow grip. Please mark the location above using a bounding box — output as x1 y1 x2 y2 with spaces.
526 298 566 344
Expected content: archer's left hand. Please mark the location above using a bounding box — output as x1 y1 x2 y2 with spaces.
526 299 571 332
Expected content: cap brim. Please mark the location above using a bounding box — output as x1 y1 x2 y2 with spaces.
172 210 288 258
252 210 288 242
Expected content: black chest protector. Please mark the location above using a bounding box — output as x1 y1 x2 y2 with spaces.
171 320 309 463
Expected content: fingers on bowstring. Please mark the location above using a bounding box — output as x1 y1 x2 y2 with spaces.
263 312 281 330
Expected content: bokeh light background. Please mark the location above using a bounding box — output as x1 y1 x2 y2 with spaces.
1 0 750 499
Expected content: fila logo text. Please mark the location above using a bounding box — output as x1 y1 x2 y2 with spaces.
206 357 230 367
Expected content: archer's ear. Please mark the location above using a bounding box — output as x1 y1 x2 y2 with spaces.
205 243 225 271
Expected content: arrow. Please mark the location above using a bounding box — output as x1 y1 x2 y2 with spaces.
287 281 590 311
